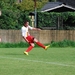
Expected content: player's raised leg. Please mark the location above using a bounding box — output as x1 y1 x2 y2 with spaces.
34 38 50 50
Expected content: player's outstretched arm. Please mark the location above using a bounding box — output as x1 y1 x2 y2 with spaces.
32 28 41 31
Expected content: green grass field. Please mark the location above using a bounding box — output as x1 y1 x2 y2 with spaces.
0 48 75 75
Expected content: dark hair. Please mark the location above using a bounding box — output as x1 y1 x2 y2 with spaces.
24 20 28 24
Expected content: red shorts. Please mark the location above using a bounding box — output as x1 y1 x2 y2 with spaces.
26 35 34 43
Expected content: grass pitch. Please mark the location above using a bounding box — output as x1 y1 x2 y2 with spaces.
0 48 75 75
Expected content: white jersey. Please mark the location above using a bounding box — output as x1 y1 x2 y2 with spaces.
21 25 33 37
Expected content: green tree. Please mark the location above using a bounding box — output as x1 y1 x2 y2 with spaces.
17 0 48 11
49 0 57 1
0 0 30 29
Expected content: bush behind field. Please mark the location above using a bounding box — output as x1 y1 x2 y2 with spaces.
51 40 75 47
0 40 75 48
0 42 29 48
0 42 41 48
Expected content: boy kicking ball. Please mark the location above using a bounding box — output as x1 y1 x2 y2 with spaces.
21 20 50 55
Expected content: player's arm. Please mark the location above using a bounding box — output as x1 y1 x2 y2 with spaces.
32 27 41 31
23 36 29 43
28 25 41 31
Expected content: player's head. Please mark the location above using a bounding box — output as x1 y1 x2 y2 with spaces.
24 21 29 27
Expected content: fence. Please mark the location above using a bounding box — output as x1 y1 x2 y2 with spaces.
0 30 75 44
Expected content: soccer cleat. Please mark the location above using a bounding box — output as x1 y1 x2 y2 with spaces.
45 45 50 50
24 51 29 55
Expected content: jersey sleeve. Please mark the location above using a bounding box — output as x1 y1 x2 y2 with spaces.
21 26 28 37
21 27 25 37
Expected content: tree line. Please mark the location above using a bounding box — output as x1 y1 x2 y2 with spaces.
0 0 75 30
0 0 49 29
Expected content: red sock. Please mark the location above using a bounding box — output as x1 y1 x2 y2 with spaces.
36 42 45 49
26 46 33 52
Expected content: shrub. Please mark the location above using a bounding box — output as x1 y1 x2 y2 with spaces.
51 40 75 47
0 40 75 48
0 41 41 48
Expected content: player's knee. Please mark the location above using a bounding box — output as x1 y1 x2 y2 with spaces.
34 38 38 42
31 43 35 47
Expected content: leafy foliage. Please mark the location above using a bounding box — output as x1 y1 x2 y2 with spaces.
51 40 75 47
0 40 75 48
37 12 59 28
0 41 42 48
17 0 48 11
0 0 75 30
0 0 31 29
37 12 75 30
0 0 49 29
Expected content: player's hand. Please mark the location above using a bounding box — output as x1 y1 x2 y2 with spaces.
37 28 41 30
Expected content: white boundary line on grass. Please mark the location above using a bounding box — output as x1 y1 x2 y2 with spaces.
0 56 75 68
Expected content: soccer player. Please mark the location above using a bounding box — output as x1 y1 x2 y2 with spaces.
21 21 50 55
